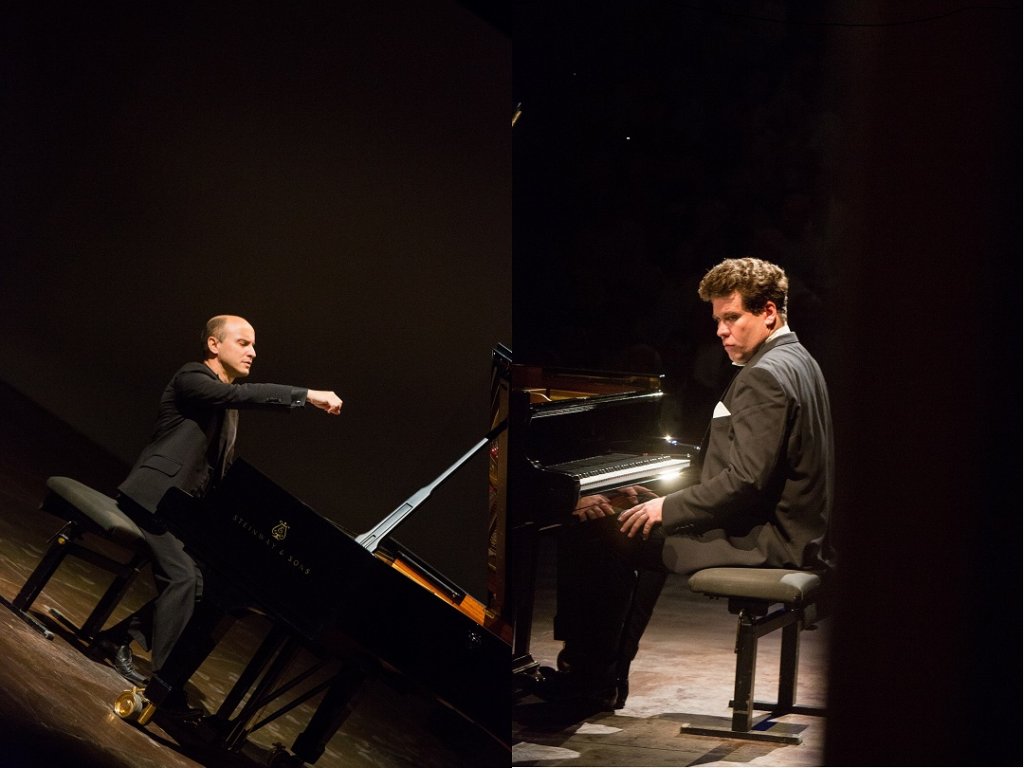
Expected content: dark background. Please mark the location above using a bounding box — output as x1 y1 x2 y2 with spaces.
2 0 1020 764
1 1 511 597
515 1 1019 765
515 0 844 441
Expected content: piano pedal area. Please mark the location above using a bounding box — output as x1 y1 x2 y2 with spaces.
112 684 154 723
0 507 509 768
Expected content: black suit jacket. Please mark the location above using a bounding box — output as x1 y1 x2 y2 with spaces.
118 362 307 521
660 331 835 575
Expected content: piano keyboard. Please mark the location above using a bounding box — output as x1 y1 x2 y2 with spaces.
548 452 691 493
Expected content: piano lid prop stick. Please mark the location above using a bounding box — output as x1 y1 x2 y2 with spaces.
355 420 507 553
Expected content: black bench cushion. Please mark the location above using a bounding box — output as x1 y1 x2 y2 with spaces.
688 567 820 604
45 477 143 545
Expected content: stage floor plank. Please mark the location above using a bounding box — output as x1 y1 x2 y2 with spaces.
0 381 505 768
1 379 829 767
515 535 829 766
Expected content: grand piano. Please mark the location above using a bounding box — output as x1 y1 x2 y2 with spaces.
485 344 699 680
115 443 512 764
111 344 698 763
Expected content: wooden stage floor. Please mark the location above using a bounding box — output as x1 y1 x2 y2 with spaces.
0 381 505 768
0 380 830 767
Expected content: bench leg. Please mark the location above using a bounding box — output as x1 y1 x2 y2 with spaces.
776 618 799 711
76 552 149 640
26 537 150 645
12 521 79 612
3 521 84 639
0 593 55 639
681 604 819 745
730 608 758 732
6 517 148 646
751 620 826 718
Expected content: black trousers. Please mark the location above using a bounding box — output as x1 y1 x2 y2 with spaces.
104 497 204 677
553 516 669 680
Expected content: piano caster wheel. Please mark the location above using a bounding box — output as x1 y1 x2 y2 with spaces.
113 687 155 725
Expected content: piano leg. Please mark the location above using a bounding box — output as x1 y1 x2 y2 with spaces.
219 633 304 750
200 622 292 745
291 664 368 764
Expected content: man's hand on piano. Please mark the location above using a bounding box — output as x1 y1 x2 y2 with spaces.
573 487 655 522
618 496 664 540
573 494 618 522
307 390 343 415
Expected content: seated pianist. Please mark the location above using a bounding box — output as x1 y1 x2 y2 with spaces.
531 257 837 712
92 314 343 722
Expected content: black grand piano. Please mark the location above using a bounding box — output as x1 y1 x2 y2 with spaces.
485 344 699 680
112 344 697 763
114 441 511 764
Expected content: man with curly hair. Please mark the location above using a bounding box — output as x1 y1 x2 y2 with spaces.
539 257 836 710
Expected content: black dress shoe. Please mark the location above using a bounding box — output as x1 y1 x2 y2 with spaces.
93 637 149 686
111 644 149 687
532 667 620 711
155 690 206 722
614 676 629 709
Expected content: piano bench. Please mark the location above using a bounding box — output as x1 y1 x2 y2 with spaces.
6 477 150 645
679 567 827 745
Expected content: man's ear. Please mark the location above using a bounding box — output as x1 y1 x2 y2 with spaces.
763 300 778 329
206 335 219 357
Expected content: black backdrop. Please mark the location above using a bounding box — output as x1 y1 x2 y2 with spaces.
1 1 511 598
515 2 1019 765
2 1 1020 764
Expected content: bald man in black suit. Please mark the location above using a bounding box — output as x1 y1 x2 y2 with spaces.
96 315 342 719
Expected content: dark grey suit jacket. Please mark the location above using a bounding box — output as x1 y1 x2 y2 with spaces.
660 331 835 575
118 362 307 520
